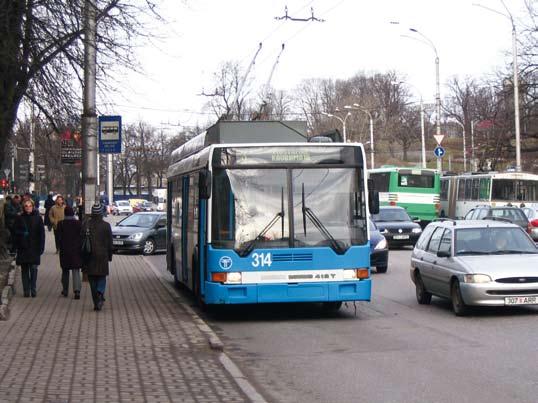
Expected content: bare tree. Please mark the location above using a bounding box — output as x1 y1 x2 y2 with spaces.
0 0 162 168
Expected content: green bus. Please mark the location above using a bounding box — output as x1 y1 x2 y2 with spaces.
368 167 441 224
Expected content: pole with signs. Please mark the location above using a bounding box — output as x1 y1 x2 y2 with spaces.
98 115 122 209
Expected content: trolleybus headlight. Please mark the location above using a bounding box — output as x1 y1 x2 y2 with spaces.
463 274 492 283
226 272 242 284
374 238 387 250
128 232 144 241
412 228 422 234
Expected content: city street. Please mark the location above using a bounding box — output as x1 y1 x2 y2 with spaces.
147 248 538 403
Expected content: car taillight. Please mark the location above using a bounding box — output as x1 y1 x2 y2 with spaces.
531 219 538 227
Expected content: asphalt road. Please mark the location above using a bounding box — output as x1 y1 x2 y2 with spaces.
143 247 538 403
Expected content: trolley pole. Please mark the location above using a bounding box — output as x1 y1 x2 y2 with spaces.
82 0 98 213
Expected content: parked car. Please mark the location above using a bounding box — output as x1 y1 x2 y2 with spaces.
138 201 156 212
521 207 538 242
369 219 389 273
410 219 538 316
371 206 422 247
111 200 133 216
111 212 167 255
464 205 530 231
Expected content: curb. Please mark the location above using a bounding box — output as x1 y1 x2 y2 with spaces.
0 261 17 320
144 257 268 403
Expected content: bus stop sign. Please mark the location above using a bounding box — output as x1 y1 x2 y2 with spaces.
434 146 445 158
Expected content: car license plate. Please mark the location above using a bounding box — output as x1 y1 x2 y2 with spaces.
505 296 538 305
113 240 124 245
393 234 409 240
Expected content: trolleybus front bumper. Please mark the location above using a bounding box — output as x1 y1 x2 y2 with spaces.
203 280 371 305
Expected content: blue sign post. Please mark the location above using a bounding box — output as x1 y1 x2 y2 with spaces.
434 146 445 158
98 115 122 154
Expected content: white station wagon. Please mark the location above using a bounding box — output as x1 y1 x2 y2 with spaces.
410 219 538 316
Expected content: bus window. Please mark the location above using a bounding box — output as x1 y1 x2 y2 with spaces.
465 179 473 200
471 178 479 200
440 179 449 201
479 178 490 201
370 172 390 192
398 174 434 188
457 179 465 200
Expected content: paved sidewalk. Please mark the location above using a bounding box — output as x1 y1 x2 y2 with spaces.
0 234 249 403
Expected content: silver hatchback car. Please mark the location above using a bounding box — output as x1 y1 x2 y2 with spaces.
410 219 538 316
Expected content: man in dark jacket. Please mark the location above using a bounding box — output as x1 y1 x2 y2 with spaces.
44 192 55 231
57 206 82 299
82 203 113 311
13 199 45 297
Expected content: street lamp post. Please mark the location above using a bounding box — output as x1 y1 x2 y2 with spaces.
453 120 467 172
344 104 374 169
408 27 442 172
322 111 351 143
473 2 521 171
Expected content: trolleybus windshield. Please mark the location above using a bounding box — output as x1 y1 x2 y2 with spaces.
211 146 367 254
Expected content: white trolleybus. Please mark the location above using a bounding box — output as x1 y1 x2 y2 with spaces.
440 171 538 218
166 120 379 310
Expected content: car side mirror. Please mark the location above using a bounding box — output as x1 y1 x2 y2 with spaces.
437 250 450 258
367 179 379 215
199 169 212 199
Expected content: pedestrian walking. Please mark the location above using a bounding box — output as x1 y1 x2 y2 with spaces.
65 194 74 208
44 192 55 231
13 199 45 298
57 206 82 300
82 203 113 311
49 194 65 253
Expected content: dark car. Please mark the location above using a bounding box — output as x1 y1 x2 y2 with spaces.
111 212 166 255
369 219 389 273
371 206 422 247
464 206 531 233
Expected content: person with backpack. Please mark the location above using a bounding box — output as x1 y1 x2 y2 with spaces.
82 203 113 311
57 206 82 300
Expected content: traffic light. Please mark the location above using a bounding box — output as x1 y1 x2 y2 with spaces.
0 179 7 189
28 172 34 182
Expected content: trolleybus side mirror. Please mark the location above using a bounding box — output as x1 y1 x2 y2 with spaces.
199 170 212 199
368 179 380 215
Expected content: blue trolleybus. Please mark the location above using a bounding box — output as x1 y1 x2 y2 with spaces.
166 121 378 310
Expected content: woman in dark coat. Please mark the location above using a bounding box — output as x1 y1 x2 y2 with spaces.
57 206 82 299
44 193 55 231
82 203 113 311
13 199 45 297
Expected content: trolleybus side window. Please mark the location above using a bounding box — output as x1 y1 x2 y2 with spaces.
464 179 472 200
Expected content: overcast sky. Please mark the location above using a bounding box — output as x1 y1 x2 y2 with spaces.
102 0 530 131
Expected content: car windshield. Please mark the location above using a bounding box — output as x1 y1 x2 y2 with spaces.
117 201 129 206
489 208 528 222
372 208 410 222
117 214 159 228
455 227 538 255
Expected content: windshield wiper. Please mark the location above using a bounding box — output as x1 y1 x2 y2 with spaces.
238 188 285 257
301 183 345 254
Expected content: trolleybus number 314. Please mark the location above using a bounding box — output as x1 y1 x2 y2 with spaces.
251 253 272 268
